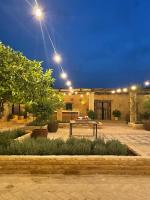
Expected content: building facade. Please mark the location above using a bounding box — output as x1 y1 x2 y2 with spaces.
56 88 150 122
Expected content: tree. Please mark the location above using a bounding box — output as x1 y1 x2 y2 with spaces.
0 42 63 117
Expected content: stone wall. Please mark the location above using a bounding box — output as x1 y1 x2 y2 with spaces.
94 93 129 120
0 156 150 175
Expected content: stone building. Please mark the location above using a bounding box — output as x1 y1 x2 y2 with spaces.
56 88 150 122
1 88 150 123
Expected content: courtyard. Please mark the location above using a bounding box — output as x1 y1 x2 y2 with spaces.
0 174 149 200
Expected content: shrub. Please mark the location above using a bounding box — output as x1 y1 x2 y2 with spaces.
112 110 121 118
106 140 128 155
87 110 95 120
27 119 47 126
0 137 130 156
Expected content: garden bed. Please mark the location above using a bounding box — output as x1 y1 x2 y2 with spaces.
0 136 136 156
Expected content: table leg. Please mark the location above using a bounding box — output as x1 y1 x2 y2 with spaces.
93 124 95 136
95 124 97 139
69 123 72 138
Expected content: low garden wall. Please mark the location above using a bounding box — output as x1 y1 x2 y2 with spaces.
0 156 150 175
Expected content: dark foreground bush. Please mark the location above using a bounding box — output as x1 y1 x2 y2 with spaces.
0 137 129 156
0 129 26 148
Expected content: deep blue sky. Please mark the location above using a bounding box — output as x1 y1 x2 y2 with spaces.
0 0 150 88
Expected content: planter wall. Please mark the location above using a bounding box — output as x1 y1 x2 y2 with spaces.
0 156 150 175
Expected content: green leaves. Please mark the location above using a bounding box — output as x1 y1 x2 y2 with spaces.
0 42 63 116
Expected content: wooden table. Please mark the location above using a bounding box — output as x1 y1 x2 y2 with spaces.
69 120 98 139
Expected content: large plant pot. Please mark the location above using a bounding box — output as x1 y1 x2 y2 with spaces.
31 129 48 138
47 121 58 133
143 122 150 131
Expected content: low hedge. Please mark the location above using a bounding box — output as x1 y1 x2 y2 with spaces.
0 129 26 147
0 137 129 155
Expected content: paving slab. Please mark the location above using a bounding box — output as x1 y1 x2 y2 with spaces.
0 174 149 200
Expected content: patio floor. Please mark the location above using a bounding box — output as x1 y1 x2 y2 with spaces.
0 174 149 200
47 122 150 156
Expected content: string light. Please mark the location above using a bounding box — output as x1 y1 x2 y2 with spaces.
60 72 67 79
116 88 121 93
131 85 137 91
123 88 128 92
66 80 72 87
33 6 44 21
111 90 116 94
144 81 150 86
53 53 62 64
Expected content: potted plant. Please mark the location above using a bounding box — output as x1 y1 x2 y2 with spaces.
112 109 121 120
31 101 50 138
47 120 58 132
87 110 95 120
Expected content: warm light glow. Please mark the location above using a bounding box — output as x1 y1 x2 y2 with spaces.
144 81 150 86
68 93 72 96
111 90 116 94
117 88 121 93
53 53 62 64
123 88 128 92
86 92 90 96
131 85 137 91
63 93 66 96
80 94 83 98
75 91 78 95
69 86 73 90
66 80 72 86
33 6 44 20
60 72 67 79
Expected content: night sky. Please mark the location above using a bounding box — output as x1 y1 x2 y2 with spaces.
0 0 150 88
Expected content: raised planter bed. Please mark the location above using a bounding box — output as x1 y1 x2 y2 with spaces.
128 122 144 129
0 156 149 175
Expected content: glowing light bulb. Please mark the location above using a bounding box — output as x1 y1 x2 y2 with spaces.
66 80 71 86
53 53 62 64
117 88 121 93
123 88 128 92
33 6 44 20
60 72 67 79
131 85 137 91
144 81 150 86
111 90 116 94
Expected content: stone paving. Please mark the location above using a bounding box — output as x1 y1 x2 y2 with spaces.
47 123 150 156
0 174 150 200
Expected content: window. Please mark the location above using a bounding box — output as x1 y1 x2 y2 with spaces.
65 103 72 110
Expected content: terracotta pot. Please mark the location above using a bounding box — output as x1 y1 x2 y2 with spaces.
31 129 48 138
47 121 58 133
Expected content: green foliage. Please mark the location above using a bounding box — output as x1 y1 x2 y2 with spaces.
0 42 64 118
27 119 47 126
106 140 128 155
87 110 95 120
112 110 121 118
0 137 129 155
144 98 150 111
0 129 26 148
